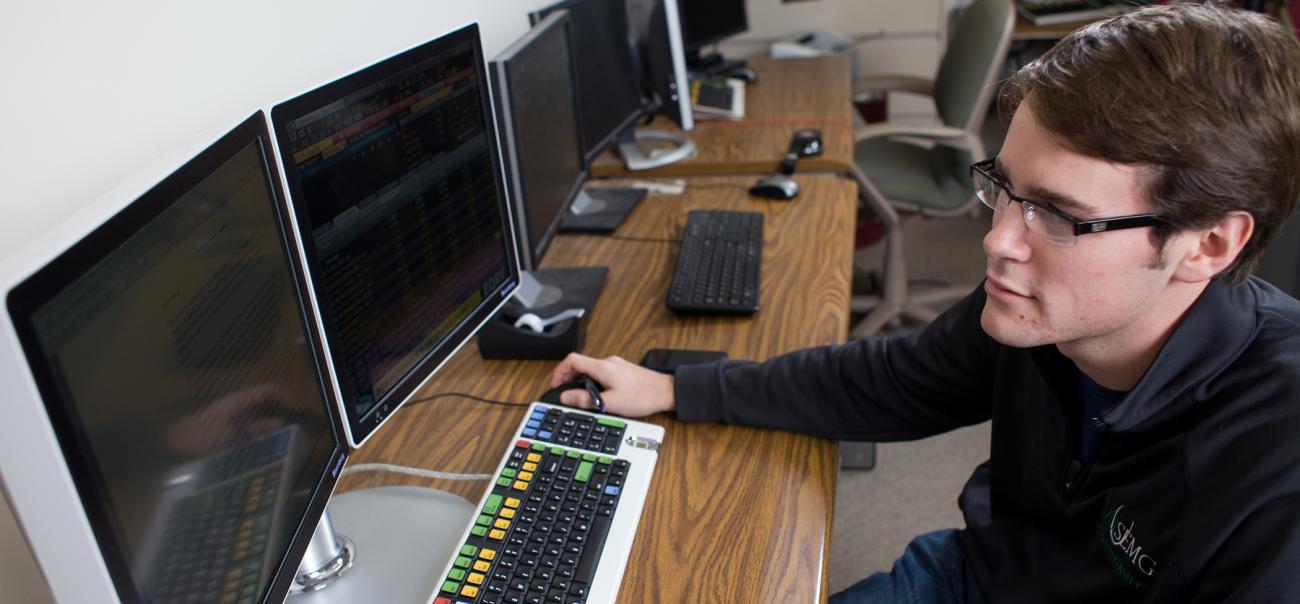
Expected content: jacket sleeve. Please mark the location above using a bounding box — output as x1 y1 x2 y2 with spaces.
672 286 999 441
1188 495 1300 603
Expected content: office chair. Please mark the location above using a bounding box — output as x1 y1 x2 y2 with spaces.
848 0 1015 337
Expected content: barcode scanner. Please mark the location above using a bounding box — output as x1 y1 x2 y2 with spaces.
750 129 823 200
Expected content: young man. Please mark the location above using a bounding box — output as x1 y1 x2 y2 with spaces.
552 3 1300 602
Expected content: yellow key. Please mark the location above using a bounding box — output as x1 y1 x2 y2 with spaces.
526 453 542 463
522 462 537 472
488 529 506 540
504 498 521 509
518 471 534 481
512 480 528 491
460 585 479 598
493 518 511 530
479 548 497 561
500 508 516 519
467 572 485 586
473 560 490 572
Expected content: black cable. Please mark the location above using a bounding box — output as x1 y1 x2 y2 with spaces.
604 234 680 244
401 391 527 411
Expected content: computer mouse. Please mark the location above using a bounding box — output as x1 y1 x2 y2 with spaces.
749 175 800 200
728 67 757 83
537 374 606 412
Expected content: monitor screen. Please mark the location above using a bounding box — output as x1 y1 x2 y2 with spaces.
5 112 346 603
492 11 587 270
678 0 748 49
271 24 519 447
532 0 645 163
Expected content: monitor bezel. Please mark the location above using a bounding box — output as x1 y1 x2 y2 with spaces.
269 23 522 448
3 111 349 604
491 10 589 272
530 0 646 165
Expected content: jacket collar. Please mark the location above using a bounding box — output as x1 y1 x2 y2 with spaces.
1029 279 1258 432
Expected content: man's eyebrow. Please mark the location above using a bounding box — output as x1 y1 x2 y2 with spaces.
993 159 1096 218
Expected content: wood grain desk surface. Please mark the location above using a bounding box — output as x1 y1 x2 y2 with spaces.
590 56 857 178
341 174 856 603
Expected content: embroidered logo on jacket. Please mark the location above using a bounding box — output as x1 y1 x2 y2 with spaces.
1099 504 1160 590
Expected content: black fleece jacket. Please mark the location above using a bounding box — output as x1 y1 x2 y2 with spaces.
674 277 1300 602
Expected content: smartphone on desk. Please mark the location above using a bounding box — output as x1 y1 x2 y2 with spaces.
640 348 727 374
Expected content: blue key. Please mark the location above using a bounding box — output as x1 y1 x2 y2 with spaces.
534 405 549 413
526 420 541 429
522 428 537 438
604 486 621 496
539 430 553 439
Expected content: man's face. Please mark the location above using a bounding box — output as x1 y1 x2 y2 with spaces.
980 101 1184 354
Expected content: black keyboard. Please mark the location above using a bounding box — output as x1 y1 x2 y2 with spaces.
667 210 762 314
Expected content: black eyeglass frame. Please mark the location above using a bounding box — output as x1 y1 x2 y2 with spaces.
969 158 1166 237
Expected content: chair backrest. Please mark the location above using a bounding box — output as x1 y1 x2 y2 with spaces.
932 0 1016 134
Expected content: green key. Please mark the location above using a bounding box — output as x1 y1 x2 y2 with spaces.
582 453 596 462
448 568 466 581
453 555 472 568
441 580 458 593
460 544 478 557
531 443 546 451
501 468 517 479
550 446 564 456
475 514 492 526
597 418 626 429
470 525 488 537
598 456 612 465
483 494 503 515
496 476 511 488
566 450 580 459
575 461 594 482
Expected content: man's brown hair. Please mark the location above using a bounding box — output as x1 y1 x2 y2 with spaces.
1001 2 1300 284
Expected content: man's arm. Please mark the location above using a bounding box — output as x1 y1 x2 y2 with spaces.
552 287 999 441
672 287 999 440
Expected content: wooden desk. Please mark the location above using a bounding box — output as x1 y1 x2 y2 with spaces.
1012 13 1097 41
341 175 856 603
590 56 857 178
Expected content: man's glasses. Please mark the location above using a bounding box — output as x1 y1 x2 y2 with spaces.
969 158 1165 247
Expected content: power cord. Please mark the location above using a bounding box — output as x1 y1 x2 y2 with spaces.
401 391 527 411
604 234 680 244
340 462 492 482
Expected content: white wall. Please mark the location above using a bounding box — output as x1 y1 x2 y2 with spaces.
0 1 943 601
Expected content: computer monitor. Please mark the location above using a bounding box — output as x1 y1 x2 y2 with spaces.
633 0 697 131
531 0 646 163
533 0 695 170
677 0 749 71
271 23 520 449
492 10 587 272
679 0 748 51
491 10 648 320
0 112 348 603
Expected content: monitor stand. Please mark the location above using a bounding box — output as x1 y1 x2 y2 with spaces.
512 267 606 316
617 130 695 171
560 187 647 233
688 50 746 77
289 486 473 602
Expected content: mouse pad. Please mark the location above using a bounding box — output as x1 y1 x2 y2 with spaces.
561 188 646 233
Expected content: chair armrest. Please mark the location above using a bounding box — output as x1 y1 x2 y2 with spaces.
852 74 934 99
854 122 970 143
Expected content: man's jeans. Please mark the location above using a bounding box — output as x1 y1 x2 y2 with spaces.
830 529 988 604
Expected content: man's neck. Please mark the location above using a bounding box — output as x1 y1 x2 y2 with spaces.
1058 282 1209 392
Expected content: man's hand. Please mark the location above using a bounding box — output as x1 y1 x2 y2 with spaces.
551 352 675 418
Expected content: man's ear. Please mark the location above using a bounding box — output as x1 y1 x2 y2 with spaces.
1172 211 1254 282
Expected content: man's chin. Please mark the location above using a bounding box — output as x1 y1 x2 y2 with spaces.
980 305 1045 349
